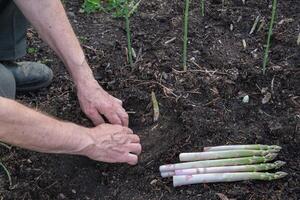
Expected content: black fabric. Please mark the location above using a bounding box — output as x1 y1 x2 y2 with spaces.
0 63 16 99
0 0 28 60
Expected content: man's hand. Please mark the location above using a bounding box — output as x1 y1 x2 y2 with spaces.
79 124 141 165
77 79 129 126
13 0 129 126
0 97 141 165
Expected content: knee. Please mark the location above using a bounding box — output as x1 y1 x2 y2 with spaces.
0 64 16 99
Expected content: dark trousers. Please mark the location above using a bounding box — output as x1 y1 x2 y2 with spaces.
0 63 15 98
0 0 28 60
0 0 27 98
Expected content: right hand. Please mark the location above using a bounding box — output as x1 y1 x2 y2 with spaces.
80 124 142 165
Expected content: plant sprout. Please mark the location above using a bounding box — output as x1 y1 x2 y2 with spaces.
201 0 205 17
262 0 277 74
183 0 190 71
151 91 159 122
125 0 133 67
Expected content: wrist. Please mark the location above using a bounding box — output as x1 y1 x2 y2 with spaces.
61 122 94 155
68 59 96 88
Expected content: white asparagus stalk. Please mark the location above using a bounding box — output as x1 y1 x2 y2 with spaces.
203 144 281 152
161 171 176 178
179 150 276 162
174 161 286 176
159 153 277 172
173 172 288 187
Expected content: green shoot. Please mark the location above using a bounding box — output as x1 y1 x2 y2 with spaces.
201 0 205 17
262 0 277 74
125 1 133 67
0 161 12 188
183 0 190 71
81 0 139 67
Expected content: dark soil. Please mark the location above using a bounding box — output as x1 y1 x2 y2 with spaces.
1 0 299 199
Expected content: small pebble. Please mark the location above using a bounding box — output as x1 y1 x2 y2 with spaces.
243 95 250 103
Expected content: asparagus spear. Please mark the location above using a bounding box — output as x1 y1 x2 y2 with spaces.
159 153 277 172
161 161 285 178
179 150 277 162
161 171 176 178
173 172 288 187
203 145 281 152
174 161 286 176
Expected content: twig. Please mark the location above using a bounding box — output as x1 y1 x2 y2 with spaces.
164 37 177 45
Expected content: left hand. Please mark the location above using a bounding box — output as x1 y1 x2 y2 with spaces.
76 79 129 126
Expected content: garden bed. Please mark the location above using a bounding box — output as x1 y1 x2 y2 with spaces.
0 0 299 199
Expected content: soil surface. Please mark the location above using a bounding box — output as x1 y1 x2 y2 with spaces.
1 0 299 199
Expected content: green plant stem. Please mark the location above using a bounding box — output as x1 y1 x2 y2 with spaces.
183 0 190 71
0 162 12 188
201 0 205 16
125 1 133 67
262 0 277 74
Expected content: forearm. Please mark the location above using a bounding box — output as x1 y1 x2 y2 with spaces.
14 0 94 85
0 97 90 154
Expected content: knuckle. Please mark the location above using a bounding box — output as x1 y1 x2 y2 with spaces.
122 127 132 134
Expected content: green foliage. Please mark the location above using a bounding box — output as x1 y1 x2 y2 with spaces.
27 47 38 55
81 0 140 18
107 0 128 18
80 0 140 67
81 0 102 14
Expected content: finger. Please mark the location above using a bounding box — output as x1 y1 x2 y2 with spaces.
114 97 123 105
126 143 142 155
126 153 138 165
127 134 140 143
86 109 105 125
124 127 133 134
117 109 129 127
99 108 122 125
